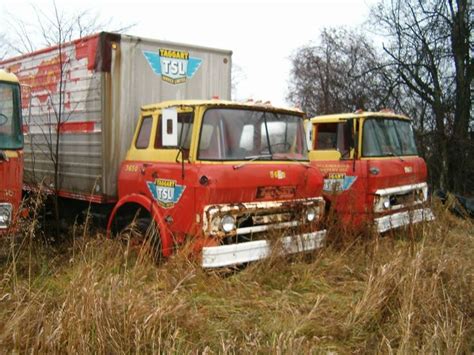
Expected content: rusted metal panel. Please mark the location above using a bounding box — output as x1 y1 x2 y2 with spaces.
0 32 232 202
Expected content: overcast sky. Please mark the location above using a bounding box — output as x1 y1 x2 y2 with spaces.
4 0 377 106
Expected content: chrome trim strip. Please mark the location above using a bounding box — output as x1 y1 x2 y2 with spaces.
374 182 428 197
236 221 300 235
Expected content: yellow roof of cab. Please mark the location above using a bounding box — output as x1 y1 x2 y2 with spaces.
310 110 410 123
142 99 304 116
0 70 19 83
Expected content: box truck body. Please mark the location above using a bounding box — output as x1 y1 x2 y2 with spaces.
0 32 232 202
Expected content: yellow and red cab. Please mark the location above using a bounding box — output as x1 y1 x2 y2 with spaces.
107 100 327 267
308 110 434 232
0 70 23 234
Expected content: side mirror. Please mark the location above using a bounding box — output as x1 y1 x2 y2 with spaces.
162 108 178 147
344 119 354 150
304 120 312 151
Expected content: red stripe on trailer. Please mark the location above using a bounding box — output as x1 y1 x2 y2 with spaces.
0 33 101 66
58 121 95 133
74 36 100 70
23 184 116 204
58 190 117 204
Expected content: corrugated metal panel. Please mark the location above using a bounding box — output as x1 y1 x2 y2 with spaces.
1 35 104 199
1 32 232 202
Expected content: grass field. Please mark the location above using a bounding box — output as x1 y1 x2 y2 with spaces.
0 201 472 353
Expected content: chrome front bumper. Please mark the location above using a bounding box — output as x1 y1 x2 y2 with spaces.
202 230 327 268
374 207 435 233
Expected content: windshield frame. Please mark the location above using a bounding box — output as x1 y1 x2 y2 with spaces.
197 106 309 162
361 117 418 158
0 80 23 150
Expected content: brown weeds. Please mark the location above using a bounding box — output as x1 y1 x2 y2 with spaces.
0 200 472 353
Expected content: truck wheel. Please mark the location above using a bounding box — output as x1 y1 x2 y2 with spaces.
118 215 163 263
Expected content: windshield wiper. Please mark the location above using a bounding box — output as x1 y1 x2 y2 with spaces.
233 154 273 170
385 150 405 162
276 154 311 164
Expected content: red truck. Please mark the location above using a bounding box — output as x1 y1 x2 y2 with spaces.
0 70 23 234
308 110 434 233
108 100 326 267
1 33 327 266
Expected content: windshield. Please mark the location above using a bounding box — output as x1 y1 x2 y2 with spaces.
198 108 308 161
363 118 417 157
0 82 23 150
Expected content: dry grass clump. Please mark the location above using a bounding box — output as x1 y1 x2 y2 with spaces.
0 199 472 353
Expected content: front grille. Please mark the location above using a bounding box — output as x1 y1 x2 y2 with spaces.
373 183 428 213
389 191 418 206
203 197 324 239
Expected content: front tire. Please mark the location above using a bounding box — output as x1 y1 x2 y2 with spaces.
113 209 163 263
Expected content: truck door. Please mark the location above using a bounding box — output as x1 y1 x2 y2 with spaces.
140 107 197 236
310 119 368 223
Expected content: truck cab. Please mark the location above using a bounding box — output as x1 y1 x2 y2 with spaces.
108 100 326 267
0 70 23 233
308 110 434 233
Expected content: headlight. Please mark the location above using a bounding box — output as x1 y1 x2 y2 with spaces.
0 204 12 228
374 195 391 212
417 189 425 202
306 207 317 222
220 215 236 233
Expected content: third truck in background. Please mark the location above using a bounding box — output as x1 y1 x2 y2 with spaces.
308 110 434 232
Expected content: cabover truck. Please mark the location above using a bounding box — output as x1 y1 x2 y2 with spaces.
308 110 434 233
0 33 326 266
108 100 327 267
0 70 23 233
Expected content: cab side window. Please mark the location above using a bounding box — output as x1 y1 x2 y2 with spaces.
315 123 337 150
135 116 153 149
314 121 353 158
155 112 194 159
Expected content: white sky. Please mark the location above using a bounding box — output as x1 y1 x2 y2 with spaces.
3 0 377 106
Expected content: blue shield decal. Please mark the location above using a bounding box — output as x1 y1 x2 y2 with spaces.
147 179 186 208
323 174 357 193
143 48 202 85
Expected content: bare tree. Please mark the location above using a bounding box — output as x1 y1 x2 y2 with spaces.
287 27 396 117
0 34 9 60
1 2 132 57
371 0 473 193
1 2 133 235
231 63 246 101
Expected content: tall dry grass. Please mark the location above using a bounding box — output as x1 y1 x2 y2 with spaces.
0 197 472 353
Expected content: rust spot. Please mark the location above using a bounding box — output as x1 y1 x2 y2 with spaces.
256 186 296 199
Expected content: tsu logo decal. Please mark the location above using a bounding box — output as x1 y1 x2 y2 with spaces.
323 173 357 193
143 48 203 85
147 178 186 208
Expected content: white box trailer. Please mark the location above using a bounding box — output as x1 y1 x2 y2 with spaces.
0 32 232 202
